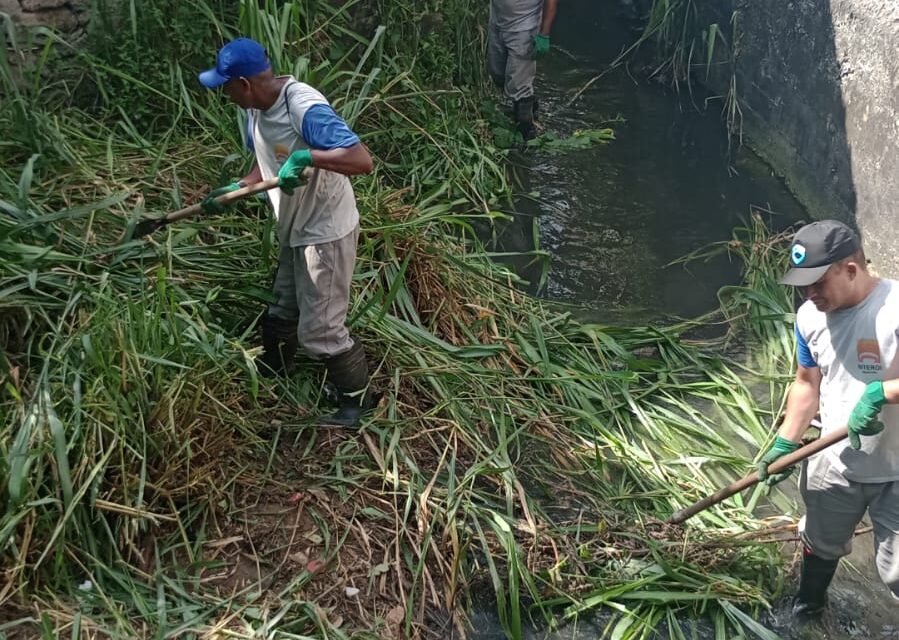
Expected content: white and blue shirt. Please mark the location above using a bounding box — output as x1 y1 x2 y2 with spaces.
795 279 899 482
247 77 361 247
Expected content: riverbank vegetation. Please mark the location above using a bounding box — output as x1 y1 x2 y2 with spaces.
2 1 796 638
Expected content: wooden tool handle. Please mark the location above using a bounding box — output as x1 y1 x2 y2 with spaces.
165 177 283 224
667 426 848 525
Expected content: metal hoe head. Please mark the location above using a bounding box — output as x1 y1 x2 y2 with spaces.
132 216 169 239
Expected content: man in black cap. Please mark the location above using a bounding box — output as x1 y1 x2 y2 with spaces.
757 219 899 616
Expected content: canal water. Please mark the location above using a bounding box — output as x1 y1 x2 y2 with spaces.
479 0 899 638
491 1 806 325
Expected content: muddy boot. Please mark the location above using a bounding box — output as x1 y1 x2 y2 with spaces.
321 340 379 427
513 97 537 141
792 550 839 617
257 315 298 378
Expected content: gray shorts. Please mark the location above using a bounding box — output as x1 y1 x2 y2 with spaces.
268 226 358 359
799 453 899 597
487 23 537 101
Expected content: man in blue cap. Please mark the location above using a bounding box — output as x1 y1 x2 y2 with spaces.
756 219 899 616
198 38 377 427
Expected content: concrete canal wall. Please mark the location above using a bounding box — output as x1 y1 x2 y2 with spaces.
1 0 89 36
699 0 899 275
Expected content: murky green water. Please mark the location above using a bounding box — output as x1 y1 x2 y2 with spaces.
494 0 806 324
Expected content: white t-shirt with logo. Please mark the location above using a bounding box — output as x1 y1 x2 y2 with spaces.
796 278 899 482
247 77 359 247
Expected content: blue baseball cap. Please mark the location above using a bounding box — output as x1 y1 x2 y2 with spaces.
199 38 271 89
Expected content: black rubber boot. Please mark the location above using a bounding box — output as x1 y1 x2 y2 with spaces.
513 97 537 140
257 315 298 378
320 340 378 427
792 549 839 617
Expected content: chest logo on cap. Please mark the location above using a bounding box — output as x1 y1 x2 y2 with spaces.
791 243 807 265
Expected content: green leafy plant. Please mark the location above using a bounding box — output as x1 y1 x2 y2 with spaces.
1 2 795 638
528 127 616 153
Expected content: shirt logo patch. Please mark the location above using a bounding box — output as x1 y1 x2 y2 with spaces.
275 143 290 163
857 338 882 372
791 243 807 265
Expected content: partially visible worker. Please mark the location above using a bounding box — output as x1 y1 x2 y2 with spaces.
487 0 559 140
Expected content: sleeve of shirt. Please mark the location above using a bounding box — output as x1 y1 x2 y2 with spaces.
300 103 360 150
795 323 817 368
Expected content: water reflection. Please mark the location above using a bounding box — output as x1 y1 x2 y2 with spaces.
493 1 806 323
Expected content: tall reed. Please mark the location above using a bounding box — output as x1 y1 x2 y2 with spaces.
2 2 795 638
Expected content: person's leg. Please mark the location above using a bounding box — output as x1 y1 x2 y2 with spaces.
260 243 299 377
295 227 376 426
486 23 508 91
868 480 899 600
503 28 538 139
293 232 354 360
796 455 868 616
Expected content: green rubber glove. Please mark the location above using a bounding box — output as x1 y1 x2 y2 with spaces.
848 381 887 449
757 435 801 486
533 34 551 58
201 182 241 215
278 149 314 195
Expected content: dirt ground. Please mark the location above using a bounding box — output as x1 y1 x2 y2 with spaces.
165 410 897 640
188 419 462 639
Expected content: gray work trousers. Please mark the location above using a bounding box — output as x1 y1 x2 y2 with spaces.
799 454 899 598
487 23 537 101
268 226 358 359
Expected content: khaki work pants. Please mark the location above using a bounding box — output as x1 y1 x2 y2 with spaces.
269 226 359 359
487 23 537 102
799 454 899 598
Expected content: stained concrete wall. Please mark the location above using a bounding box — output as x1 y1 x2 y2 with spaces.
1 0 89 36
699 0 899 276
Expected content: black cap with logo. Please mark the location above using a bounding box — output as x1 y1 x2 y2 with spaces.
779 220 861 286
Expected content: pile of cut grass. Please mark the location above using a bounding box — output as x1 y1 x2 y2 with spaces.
1 2 798 638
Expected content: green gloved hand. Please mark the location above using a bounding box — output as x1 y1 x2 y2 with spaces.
201 182 241 215
757 435 801 486
848 381 887 449
278 149 314 195
533 34 551 58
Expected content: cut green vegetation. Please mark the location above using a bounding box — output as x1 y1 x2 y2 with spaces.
2 1 797 638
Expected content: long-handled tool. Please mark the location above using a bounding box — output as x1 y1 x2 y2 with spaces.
667 425 848 525
132 177 282 239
